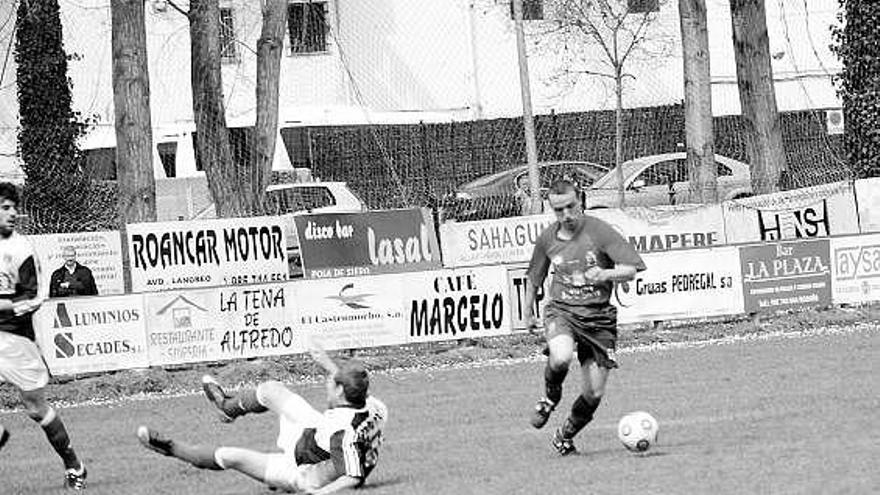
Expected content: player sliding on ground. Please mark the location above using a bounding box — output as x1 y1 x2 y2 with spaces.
137 338 387 494
524 179 645 455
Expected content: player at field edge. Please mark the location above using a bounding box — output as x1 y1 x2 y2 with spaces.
524 179 646 455
137 338 388 494
0 182 88 490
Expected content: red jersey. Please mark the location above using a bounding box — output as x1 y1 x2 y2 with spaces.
527 216 645 312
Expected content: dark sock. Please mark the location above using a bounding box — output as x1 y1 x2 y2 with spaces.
222 389 268 419
561 395 601 439
37 412 80 470
544 363 568 405
171 441 223 470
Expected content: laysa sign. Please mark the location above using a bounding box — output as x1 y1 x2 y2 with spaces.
126 216 289 292
294 208 441 278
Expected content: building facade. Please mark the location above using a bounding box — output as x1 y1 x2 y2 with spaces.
0 0 843 179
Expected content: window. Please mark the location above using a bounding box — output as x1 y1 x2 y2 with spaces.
633 160 688 187
267 186 336 214
280 127 312 168
219 7 238 62
288 1 328 54
717 163 733 177
157 141 178 178
509 0 543 21
628 0 659 14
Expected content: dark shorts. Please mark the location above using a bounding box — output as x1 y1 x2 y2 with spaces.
544 302 618 369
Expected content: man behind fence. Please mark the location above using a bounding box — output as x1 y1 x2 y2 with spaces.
49 246 98 298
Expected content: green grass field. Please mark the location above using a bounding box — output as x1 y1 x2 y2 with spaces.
1 324 878 494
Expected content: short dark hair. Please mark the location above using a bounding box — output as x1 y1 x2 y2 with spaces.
548 179 577 196
0 183 20 206
334 359 369 407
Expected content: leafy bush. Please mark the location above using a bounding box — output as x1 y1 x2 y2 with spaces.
831 0 880 178
14 0 98 232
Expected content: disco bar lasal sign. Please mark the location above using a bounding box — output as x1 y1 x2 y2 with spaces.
294 208 441 279
126 216 290 292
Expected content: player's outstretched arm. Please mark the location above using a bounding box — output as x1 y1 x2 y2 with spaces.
587 264 639 283
305 334 339 376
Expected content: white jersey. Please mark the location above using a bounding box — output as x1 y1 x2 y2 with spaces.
0 232 43 341
293 396 388 484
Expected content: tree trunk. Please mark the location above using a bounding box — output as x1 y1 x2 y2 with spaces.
614 70 625 207
679 0 717 203
512 0 541 214
189 0 244 217
111 0 156 223
250 0 288 213
730 0 787 195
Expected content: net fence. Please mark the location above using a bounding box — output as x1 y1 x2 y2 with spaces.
0 0 861 234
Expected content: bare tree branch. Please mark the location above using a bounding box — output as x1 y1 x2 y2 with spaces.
620 13 653 65
166 0 189 17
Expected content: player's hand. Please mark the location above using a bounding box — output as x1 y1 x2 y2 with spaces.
585 266 604 283
304 334 338 375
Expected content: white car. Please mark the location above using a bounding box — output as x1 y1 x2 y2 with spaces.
583 152 753 208
264 181 367 216
155 178 366 221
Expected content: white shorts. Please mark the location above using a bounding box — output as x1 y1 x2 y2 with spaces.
261 389 333 492
264 454 337 493
0 331 49 391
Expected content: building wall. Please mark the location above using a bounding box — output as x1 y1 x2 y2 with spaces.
0 0 844 176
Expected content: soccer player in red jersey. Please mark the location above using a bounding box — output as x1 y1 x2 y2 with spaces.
0 183 87 489
138 339 387 494
524 179 646 455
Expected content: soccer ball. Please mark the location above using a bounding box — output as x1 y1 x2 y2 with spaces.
617 411 659 452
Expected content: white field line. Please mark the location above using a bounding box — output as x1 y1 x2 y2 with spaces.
2 322 877 413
